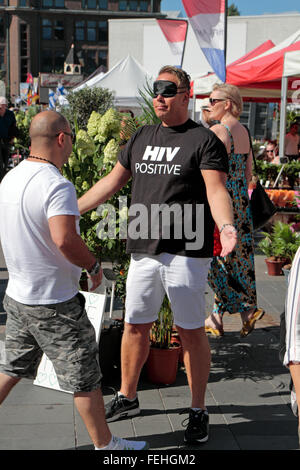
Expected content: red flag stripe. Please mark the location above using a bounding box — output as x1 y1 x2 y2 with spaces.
182 0 225 17
157 19 188 43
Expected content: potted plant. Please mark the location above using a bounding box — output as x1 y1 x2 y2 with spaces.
258 221 300 276
146 296 182 385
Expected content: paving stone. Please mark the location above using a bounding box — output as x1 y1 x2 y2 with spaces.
0 423 75 450
0 403 74 424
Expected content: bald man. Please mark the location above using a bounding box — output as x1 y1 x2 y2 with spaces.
0 110 148 451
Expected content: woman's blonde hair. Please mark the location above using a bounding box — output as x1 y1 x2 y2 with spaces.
212 83 243 117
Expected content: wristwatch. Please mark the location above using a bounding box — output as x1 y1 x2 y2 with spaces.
219 223 237 233
87 260 101 276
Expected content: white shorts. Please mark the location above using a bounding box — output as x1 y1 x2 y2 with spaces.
125 253 211 329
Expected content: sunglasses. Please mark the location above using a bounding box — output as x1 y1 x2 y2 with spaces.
153 80 187 98
55 130 75 144
209 98 227 106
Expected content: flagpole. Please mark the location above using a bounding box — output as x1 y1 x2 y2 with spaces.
180 20 188 68
224 0 228 82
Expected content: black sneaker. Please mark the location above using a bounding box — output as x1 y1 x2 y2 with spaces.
105 392 140 422
181 409 209 444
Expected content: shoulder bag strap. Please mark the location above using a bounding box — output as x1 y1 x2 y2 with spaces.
243 124 258 173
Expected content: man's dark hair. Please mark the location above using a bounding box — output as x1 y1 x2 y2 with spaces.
158 66 191 92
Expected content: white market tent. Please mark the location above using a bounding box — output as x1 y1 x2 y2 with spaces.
73 55 153 109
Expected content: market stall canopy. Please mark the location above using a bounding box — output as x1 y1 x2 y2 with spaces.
193 29 300 102
226 29 300 101
73 55 152 108
192 40 275 97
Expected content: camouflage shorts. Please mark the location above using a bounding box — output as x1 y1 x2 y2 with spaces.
0 293 102 393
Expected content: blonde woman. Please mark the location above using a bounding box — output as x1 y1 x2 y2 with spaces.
205 83 264 337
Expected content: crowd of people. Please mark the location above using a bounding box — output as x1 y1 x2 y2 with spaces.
0 64 299 450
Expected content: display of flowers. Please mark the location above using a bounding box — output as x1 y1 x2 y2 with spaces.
62 108 136 263
103 138 120 165
76 130 96 157
87 108 121 143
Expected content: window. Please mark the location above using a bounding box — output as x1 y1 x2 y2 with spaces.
54 20 64 40
84 49 107 75
0 17 5 40
54 49 65 73
42 19 52 39
98 20 108 43
75 20 108 43
129 1 137 10
87 21 96 41
41 49 52 72
119 0 127 10
42 19 64 40
20 23 28 58
42 0 64 8
97 50 107 67
82 0 108 8
19 0 28 6
41 48 65 73
118 0 148 11
140 0 148 11
75 21 85 40
0 47 4 72
254 103 268 138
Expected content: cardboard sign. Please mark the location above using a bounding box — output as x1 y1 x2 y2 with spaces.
33 291 106 393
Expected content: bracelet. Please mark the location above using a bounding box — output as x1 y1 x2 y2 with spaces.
219 223 236 233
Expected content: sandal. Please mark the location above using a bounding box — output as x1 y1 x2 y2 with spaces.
240 308 265 337
205 326 224 337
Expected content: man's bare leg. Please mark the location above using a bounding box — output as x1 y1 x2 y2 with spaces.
0 372 20 404
175 326 210 409
74 388 112 448
119 322 152 399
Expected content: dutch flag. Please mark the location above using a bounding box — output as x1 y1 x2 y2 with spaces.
182 0 227 82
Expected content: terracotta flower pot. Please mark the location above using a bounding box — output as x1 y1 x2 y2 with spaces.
146 345 181 385
265 258 287 276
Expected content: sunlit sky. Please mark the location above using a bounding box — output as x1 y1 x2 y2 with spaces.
161 0 300 16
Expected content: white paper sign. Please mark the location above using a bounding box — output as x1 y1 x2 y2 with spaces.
33 291 106 393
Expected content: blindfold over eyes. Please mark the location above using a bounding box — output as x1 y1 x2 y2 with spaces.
153 80 181 97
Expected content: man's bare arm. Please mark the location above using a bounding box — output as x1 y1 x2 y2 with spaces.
201 169 237 256
48 214 102 290
78 162 132 215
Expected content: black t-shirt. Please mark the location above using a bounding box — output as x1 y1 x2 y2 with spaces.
118 119 228 258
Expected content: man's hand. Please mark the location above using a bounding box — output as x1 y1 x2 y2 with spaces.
219 225 237 257
87 268 103 292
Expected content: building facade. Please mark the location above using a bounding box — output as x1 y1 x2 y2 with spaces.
0 0 163 100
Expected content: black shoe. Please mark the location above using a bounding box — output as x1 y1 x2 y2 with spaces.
105 392 140 422
181 409 209 444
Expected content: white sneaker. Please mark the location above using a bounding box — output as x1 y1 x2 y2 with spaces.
99 435 149 450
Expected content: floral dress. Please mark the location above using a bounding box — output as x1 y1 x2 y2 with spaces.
207 124 257 315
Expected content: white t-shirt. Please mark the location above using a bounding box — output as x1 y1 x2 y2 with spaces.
0 160 81 304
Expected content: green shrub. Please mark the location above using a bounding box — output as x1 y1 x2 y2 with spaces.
61 87 114 131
